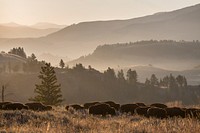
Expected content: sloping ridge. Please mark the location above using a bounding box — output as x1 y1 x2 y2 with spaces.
46 3 200 42
0 53 27 63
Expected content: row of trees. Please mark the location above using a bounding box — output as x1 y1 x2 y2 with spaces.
8 47 27 58
145 74 187 88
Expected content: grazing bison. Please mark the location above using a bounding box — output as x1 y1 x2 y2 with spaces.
89 103 116 116
136 103 146 107
120 104 139 114
186 108 200 118
104 101 120 111
25 102 52 111
3 103 28 110
135 106 150 117
84 102 99 109
0 102 11 109
150 103 167 108
165 107 186 118
147 107 167 119
65 104 84 111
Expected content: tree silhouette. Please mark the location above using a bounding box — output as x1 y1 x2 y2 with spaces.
150 74 159 86
8 47 27 58
176 75 184 87
126 69 137 85
29 63 64 105
104 67 116 80
59 59 65 69
117 69 125 82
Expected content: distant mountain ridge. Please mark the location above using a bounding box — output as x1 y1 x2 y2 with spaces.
0 22 66 38
31 22 66 29
0 3 200 58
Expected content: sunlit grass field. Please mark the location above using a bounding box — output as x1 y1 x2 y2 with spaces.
0 106 200 133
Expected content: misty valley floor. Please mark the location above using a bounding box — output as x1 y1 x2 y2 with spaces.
0 107 200 133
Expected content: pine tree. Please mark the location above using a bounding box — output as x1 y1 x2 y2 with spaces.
29 63 64 105
59 59 65 69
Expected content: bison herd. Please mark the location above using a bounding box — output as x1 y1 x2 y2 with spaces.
1 101 200 119
66 101 200 119
0 102 52 111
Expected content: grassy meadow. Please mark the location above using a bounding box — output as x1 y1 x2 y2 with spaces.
0 105 200 133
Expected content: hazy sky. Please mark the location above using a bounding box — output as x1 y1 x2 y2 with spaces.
0 0 200 25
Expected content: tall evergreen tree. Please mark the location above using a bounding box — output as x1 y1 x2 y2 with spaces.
29 63 64 105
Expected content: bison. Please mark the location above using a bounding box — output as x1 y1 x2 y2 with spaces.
25 102 52 111
65 104 84 111
136 103 146 107
120 104 139 114
150 103 167 108
135 106 150 117
89 103 116 116
185 108 200 118
3 103 28 110
165 107 186 118
104 101 120 111
147 107 167 119
0 102 11 109
84 102 99 109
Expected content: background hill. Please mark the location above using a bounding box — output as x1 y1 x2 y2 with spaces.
0 4 200 58
0 22 66 38
67 40 200 70
0 53 26 73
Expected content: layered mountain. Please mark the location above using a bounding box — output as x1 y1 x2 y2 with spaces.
0 3 200 58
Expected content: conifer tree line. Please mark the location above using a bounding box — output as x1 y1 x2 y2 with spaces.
8 47 27 58
145 74 187 88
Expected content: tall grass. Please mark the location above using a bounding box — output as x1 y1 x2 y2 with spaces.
0 106 200 133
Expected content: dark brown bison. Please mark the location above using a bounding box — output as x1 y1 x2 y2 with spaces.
0 102 11 109
25 102 52 111
165 107 186 118
135 106 150 117
65 104 84 111
147 107 167 119
3 103 28 110
186 108 200 118
136 103 146 107
84 102 100 109
104 101 120 111
120 104 139 114
89 103 116 116
150 103 167 108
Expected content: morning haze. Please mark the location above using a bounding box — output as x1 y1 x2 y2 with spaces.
0 1 200 132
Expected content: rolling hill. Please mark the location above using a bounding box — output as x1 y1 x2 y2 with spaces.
0 53 27 73
67 40 200 70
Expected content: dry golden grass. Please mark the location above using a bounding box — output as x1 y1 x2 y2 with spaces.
0 106 200 133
